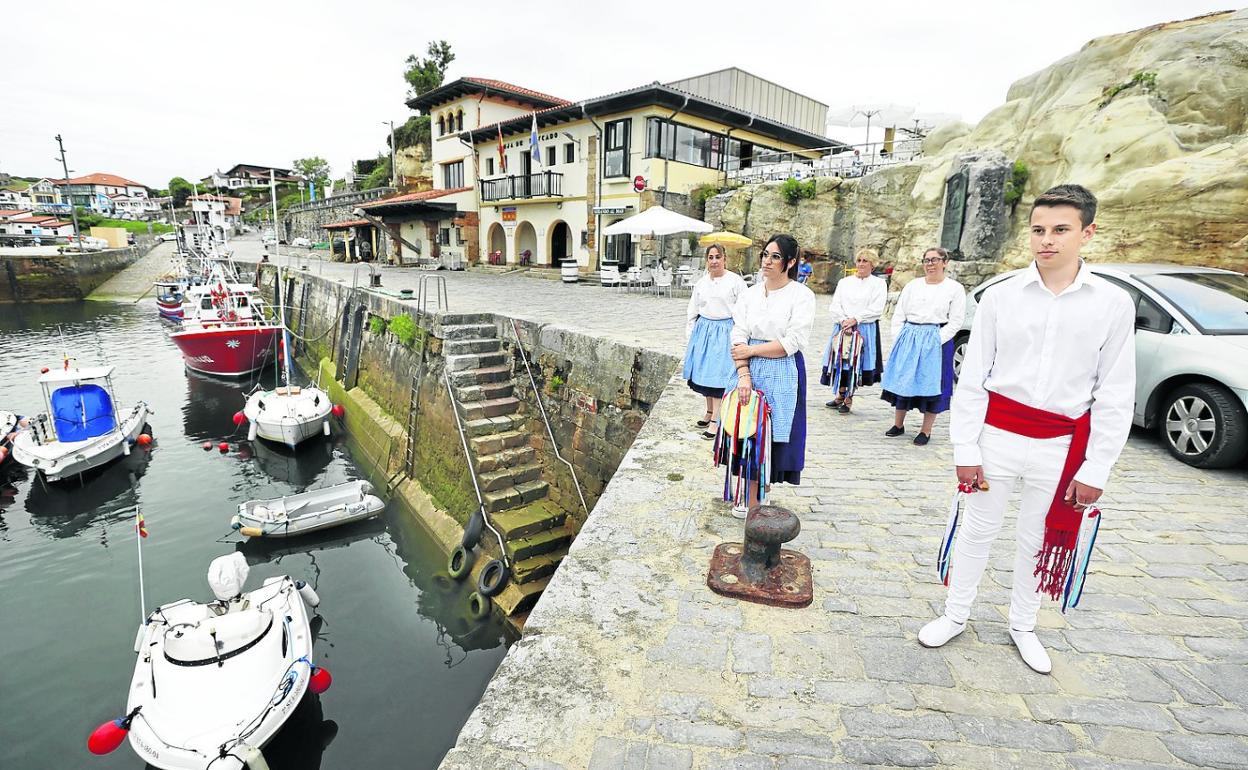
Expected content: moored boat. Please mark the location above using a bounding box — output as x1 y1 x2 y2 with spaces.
169 274 280 378
232 480 384 538
0 410 26 466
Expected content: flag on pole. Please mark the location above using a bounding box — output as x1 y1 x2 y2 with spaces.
530 113 542 168
137 511 149 538
496 123 507 173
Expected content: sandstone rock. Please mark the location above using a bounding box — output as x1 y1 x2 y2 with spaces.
951 151 1011 262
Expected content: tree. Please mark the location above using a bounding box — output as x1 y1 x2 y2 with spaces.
404 40 454 97
168 177 194 207
293 157 331 186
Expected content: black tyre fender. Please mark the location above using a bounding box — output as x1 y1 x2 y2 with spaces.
467 591 492 621
461 510 484 550
476 559 509 598
1160 382 1248 469
447 545 475 580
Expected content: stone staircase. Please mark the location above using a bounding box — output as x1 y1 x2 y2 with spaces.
440 313 575 618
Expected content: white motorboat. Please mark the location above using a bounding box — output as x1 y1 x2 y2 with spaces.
94 553 329 769
232 480 384 538
0 410 26 466
10 365 149 482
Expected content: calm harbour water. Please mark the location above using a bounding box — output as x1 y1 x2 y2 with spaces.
0 300 512 769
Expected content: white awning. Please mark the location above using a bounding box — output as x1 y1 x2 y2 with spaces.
601 205 713 237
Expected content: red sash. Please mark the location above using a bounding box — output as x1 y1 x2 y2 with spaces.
984 391 1091 599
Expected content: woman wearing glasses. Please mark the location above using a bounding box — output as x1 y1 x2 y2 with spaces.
721 234 817 517
821 248 887 413
880 247 966 445
684 244 748 438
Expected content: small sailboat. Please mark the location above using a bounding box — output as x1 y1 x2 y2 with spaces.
240 272 335 449
10 361 150 482
232 480 384 538
89 552 330 769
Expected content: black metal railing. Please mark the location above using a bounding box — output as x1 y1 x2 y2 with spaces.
479 171 563 202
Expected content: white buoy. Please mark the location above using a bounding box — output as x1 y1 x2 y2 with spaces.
230 515 241 530
296 579 320 608
122 440 131 456
247 422 258 441
322 419 330 436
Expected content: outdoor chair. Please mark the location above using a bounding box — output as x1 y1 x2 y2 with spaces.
653 267 674 298
625 266 642 293
637 267 653 292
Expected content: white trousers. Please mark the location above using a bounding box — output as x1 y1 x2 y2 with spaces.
944 425 1072 631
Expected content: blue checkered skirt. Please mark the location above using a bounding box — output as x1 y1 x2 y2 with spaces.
718 340 807 485
881 323 955 413
683 316 736 397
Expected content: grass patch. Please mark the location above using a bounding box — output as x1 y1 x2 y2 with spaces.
779 177 817 205
76 214 174 235
1099 70 1158 108
387 313 419 347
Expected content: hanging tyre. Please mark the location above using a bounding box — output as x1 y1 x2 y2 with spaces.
447 545 475 580
461 510 484 550
476 559 509 598
467 591 492 621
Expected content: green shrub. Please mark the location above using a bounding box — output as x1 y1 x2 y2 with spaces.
779 177 817 205
1099 70 1158 108
368 315 386 335
388 313 418 347
691 183 722 207
550 374 565 390
1004 160 1030 208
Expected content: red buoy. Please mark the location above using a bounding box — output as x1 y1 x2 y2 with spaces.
202 441 213 451
330 404 345 419
40 366 50 374
87 717 130 755
218 442 230 453
309 665 332 694
232 411 246 426
0 447 8 463
136 434 153 447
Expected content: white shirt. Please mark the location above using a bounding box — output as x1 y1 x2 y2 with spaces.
730 279 817 356
891 276 966 344
829 274 887 325
950 261 1136 489
686 271 747 339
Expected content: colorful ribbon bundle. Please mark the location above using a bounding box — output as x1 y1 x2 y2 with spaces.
712 388 772 508
936 482 1102 613
823 326 864 400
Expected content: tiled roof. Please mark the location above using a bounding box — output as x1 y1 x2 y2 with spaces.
0 208 32 217
461 77 571 107
322 219 370 230
361 187 471 209
54 172 147 188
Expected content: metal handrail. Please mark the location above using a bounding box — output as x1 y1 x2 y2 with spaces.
442 365 509 568
417 274 448 315
508 318 589 515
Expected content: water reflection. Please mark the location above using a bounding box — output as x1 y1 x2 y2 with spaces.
245 435 336 489
24 446 153 539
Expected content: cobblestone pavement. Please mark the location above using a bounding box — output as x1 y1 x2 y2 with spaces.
246 245 1248 768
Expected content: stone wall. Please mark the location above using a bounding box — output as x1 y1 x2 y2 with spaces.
0 247 143 303
283 188 395 245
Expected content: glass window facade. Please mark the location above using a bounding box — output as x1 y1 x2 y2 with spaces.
443 161 465 189
646 117 781 172
605 119 630 178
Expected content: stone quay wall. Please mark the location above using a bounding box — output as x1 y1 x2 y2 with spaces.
282 187 396 245
0 246 144 303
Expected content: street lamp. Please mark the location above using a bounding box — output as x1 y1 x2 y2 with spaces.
561 131 582 160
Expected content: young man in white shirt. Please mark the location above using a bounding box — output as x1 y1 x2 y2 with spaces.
917 184 1136 673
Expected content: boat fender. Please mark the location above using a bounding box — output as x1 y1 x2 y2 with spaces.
239 526 264 538
122 439 131 456
87 707 141 755
247 422 258 441
359 481 375 497
447 545 475 580
477 559 509 598
322 419 330 436
231 743 270 770
296 579 321 608
232 411 246 426
230 515 241 530
461 510 484 550
467 591 492 621
309 664 333 694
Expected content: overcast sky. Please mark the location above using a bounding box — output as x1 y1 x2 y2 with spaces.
3 0 1232 188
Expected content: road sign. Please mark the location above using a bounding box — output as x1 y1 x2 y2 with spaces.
633 175 646 192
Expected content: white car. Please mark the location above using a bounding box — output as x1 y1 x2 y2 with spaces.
291 237 312 249
157 232 178 242
955 264 1248 468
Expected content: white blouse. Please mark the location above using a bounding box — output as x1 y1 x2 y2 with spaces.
686 271 747 339
829 274 887 325
891 277 966 344
730 280 817 356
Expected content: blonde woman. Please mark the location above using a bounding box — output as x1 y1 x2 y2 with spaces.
684 244 747 438
821 249 887 413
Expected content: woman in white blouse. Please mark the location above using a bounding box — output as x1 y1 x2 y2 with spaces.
720 234 817 517
820 248 887 413
684 244 747 438
880 247 966 445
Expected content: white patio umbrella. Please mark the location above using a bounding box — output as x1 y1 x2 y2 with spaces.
826 103 917 147
601 205 712 237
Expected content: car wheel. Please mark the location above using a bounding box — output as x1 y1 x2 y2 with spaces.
1160 382 1248 468
952 333 969 382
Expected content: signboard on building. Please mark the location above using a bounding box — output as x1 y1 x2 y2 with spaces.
592 206 632 215
501 207 517 222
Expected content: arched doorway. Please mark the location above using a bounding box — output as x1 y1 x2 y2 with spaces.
515 221 537 266
548 221 571 265
487 222 506 265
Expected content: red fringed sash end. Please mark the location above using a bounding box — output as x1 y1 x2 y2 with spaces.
1033 528 1079 599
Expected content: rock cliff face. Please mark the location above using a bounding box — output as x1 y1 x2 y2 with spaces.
710 9 1248 290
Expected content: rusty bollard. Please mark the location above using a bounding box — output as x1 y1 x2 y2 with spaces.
707 505 813 608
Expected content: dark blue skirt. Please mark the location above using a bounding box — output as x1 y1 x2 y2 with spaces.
882 338 955 414
717 351 806 485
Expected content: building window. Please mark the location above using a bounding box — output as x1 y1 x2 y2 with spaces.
456 109 464 132
545 145 557 167
565 143 575 163
437 116 445 136
486 157 495 176
439 227 451 245
604 118 630 178
604 232 633 268
443 161 465 189
455 226 464 244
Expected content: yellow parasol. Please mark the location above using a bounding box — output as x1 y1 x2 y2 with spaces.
698 231 752 249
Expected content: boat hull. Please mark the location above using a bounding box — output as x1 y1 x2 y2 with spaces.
125 576 314 770
243 387 333 449
10 404 148 482
156 300 184 320
235 480 384 538
170 326 278 378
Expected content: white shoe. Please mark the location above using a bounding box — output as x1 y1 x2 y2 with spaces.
731 503 749 519
917 616 966 648
1009 628 1052 674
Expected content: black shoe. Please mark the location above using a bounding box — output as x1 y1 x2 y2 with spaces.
914 432 930 446
824 400 840 409
838 403 851 414
885 426 905 437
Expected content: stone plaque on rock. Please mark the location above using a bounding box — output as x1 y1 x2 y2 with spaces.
940 167 969 256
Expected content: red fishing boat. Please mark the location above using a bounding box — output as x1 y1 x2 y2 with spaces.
169 275 280 377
